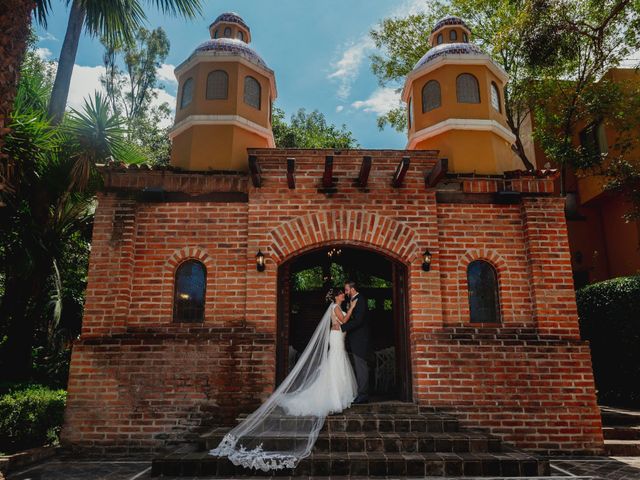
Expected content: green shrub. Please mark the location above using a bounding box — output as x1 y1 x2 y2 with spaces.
0 384 66 454
577 275 640 407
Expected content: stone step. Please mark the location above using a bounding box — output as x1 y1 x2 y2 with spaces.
201 428 502 454
151 450 550 477
604 439 640 456
603 426 640 440
234 413 460 434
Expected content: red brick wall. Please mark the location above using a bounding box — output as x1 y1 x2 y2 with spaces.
62 151 603 455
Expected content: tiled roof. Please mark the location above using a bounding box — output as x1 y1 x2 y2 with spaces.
414 42 484 70
209 12 250 32
431 15 470 33
194 38 267 69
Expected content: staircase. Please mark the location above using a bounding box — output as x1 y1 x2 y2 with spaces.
152 402 549 477
602 406 640 456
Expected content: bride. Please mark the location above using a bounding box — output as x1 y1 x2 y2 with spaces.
209 288 359 471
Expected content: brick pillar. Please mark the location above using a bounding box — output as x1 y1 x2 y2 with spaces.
522 197 580 338
81 193 137 337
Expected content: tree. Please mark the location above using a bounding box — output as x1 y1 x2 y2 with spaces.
47 0 202 124
0 1 51 197
101 27 172 164
272 107 359 149
522 0 640 195
0 44 144 381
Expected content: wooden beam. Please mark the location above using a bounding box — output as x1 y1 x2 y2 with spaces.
248 155 262 188
392 156 410 188
356 156 372 188
287 157 295 189
425 158 448 188
322 155 334 189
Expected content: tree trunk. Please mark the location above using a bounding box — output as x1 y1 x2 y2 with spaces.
0 0 35 198
48 0 86 124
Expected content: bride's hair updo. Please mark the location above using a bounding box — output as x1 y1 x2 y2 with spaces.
325 287 342 304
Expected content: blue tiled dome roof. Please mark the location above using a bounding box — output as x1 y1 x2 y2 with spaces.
194 38 267 69
414 42 484 70
210 12 250 32
431 15 470 34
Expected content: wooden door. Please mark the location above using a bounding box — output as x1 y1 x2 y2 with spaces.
392 262 412 401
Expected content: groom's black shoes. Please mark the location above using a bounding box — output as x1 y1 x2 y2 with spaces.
353 395 369 404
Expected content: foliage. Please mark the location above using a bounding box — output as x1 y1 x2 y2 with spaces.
272 107 359 149
576 275 640 407
0 384 67 454
0 40 142 382
101 27 172 164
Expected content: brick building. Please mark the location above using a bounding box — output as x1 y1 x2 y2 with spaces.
61 14 603 457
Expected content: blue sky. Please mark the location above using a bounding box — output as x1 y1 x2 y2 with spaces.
34 0 427 148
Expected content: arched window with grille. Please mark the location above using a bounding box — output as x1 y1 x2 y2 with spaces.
437 33 443 45
206 70 228 100
456 73 480 104
180 78 194 109
449 30 457 41
223 27 231 37
244 76 261 109
237 30 244 41
490 82 501 112
422 80 441 113
173 260 206 322
467 260 501 323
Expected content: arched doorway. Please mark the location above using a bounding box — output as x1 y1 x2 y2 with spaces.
276 245 412 401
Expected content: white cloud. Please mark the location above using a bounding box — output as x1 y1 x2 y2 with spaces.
156 63 177 86
35 47 52 61
335 105 344 113
351 87 401 115
327 36 375 100
38 31 58 42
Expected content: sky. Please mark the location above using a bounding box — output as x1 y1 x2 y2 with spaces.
34 0 429 149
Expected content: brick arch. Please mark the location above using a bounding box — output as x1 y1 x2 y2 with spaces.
162 246 216 322
456 248 509 324
266 211 421 265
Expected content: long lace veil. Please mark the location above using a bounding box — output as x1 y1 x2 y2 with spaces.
209 303 334 471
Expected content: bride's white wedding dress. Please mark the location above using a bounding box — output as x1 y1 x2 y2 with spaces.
279 306 357 416
209 303 357 471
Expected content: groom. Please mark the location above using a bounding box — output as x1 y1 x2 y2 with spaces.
341 280 371 404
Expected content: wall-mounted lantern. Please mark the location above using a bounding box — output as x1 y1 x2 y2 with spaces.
422 249 432 272
256 249 266 272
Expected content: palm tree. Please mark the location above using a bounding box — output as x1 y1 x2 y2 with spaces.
48 0 202 123
0 1 50 195
0 51 144 380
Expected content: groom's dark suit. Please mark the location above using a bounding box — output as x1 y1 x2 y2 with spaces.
340 292 371 399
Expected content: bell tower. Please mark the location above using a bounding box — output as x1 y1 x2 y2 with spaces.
169 13 276 171
403 16 519 174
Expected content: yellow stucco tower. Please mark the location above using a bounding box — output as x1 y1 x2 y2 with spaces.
169 13 277 171
403 16 519 174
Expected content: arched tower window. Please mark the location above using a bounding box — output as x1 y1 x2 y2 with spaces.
206 70 228 100
408 96 412 128
173 260 206 322
449 30 457 41
437 33 443 45
180 78 194 109
244 76 261 109
422 80 441 113
456 73 480 104
223 27 232 37
467 260 501 323
463 32 468 42
237 30 244 41
490 82 501 112
213 29 218 39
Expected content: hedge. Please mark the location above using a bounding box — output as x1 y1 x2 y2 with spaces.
576 275 640 407
0 385 67 454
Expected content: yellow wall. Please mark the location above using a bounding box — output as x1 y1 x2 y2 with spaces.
414 129 515 174
408 64 508 136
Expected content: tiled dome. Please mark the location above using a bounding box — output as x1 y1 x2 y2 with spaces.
414 42 484 70
194 38 267 69
431 15 470 34
210 12 250 32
